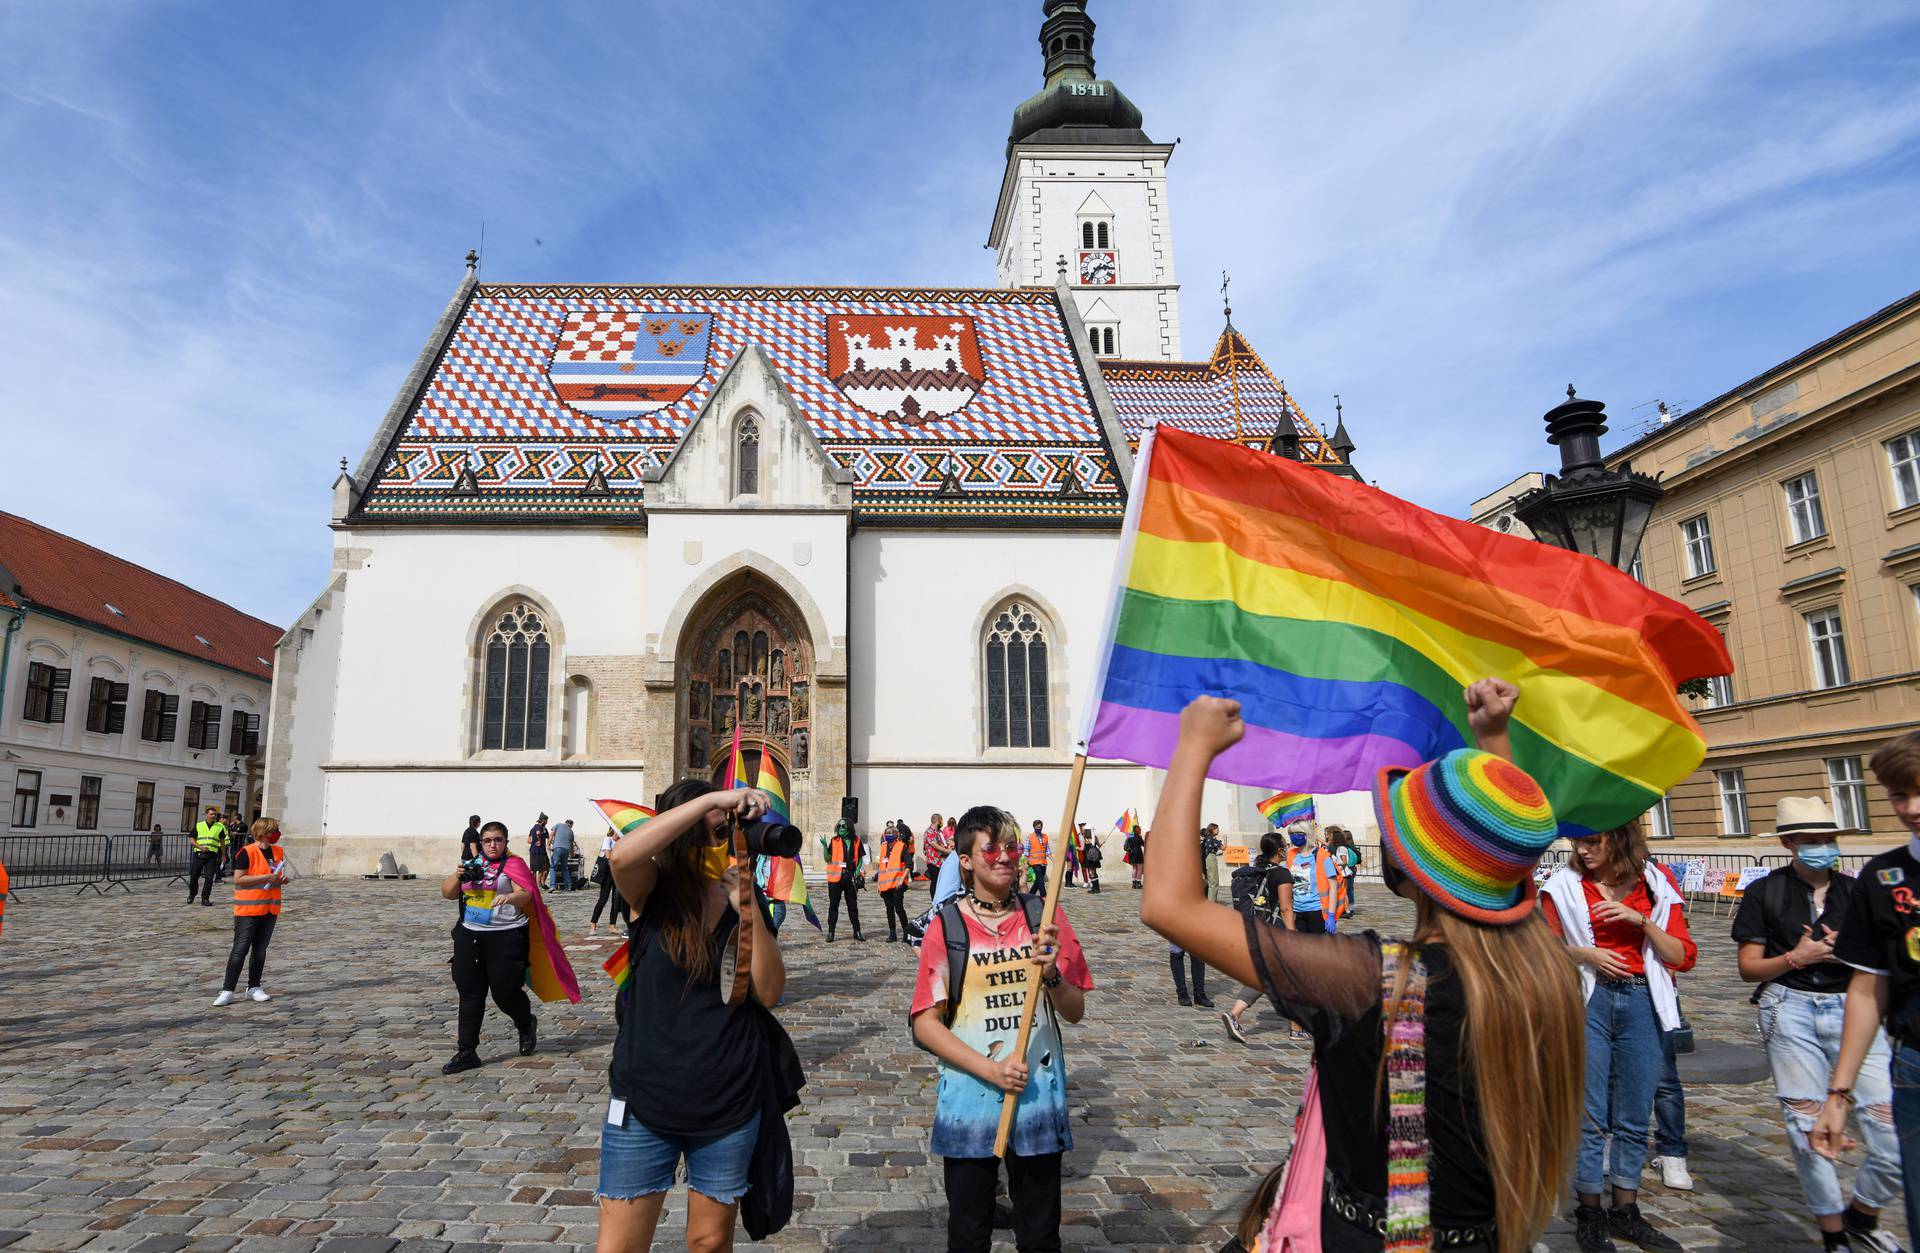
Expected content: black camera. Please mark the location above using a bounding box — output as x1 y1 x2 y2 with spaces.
736 818 803 859
458 857 489 884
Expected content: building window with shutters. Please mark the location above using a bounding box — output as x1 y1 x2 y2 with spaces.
180 786 200 833
1827 756 1868 830
22 661 69 724
134 781 155 831
1889 428 1920 511
984 600 1052 749
188 701 223 750
77 776 102 830
12 769 41 828
1681 514 1715 578
481 601 552 751
1783 471 1827 544
1716 768 1749 836
141 690 179 742
229 711 261 756
85 677 129 734
1805 607 1850 689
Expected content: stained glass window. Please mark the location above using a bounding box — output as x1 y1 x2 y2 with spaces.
985 602 1051 748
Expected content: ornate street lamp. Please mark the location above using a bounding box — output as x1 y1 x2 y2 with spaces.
1513 386 1664 571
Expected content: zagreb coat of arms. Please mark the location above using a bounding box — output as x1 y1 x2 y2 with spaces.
547 310 713 418
827 314 985 423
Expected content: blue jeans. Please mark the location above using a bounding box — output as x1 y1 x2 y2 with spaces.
597 1108 760 1202
1759 986 1899 1217
1887 1041 1920 1239
549 854 574 892
1576 979 1664 1195
1653 1026 1687 1158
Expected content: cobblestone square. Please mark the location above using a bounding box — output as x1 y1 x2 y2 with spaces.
0 875 1904 1251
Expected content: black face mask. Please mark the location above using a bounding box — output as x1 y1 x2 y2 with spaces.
1381 856 1406 896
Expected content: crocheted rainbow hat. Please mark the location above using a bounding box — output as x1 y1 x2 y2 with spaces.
1374 748 1558 925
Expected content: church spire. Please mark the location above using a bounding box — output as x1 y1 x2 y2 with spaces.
1040 0 1098 84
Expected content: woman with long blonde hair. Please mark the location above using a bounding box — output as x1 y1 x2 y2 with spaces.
1143 680 1584 1253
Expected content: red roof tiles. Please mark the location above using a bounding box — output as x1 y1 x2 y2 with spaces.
0 512 281 680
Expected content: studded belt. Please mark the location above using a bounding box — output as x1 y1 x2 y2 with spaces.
1324 1170 1497 1248
1594 972 1650 988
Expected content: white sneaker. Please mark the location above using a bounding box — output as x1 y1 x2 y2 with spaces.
246 987 271 1003
1847 1226 1906 1253
212 990 235 1007
1650 1155 1693 1191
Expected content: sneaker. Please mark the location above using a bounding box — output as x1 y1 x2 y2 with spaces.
1648 1155 1693 1191
441 1050 483 1075
1607 1202 1681 1251
519 1021 538 1057
1843 1215 1905 1253
1288 1027 1311 1042
246 987 271 1003
212 990 235 1007
1222 1012 1248 1045
1194 992 1215 1008
1573 1203 1617 1252
1176 991 1192 1007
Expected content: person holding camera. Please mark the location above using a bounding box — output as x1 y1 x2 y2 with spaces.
598 779 789 1252
823 817 867 942
441 822 547 1074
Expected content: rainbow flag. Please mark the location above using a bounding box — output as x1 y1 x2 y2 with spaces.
591 798 656 835
1082 426 1731 837
1258 791 1316 828
755 751 792 823
602 942 631 989
751 749 820 928
1110 807 1138 836
724 724 746 789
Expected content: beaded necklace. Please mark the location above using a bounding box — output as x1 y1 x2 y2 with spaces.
1380 942 1432 1253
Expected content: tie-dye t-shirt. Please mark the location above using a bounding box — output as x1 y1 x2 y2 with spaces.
910 902 1093 1159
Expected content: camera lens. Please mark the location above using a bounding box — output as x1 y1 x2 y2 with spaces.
743 820 803 860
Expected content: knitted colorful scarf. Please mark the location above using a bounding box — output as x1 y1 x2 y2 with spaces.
1380 942 1431 1253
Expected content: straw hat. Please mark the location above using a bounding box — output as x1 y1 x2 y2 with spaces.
1373 748 1559 925
1771 795 1840 837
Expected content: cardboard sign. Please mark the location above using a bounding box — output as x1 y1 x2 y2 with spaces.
1675 860 1707 894
1736 865 1772 891
1223 845 1251 866
1717 869 1742 897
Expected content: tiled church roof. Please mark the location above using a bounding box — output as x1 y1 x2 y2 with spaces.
354 284 1128 524
351 280 1351 524
0 511 281 679
1099 326 1346 467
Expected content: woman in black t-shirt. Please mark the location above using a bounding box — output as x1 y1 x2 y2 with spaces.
1141 683 1584 1253
600 778 785 1253
1222 833 1293 1043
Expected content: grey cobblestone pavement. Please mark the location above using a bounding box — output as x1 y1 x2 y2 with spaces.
0 874 1907 1251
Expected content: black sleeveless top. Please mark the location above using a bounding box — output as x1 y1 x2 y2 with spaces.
609 899 766 1137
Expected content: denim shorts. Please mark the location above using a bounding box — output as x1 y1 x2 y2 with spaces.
597 1108 760 1203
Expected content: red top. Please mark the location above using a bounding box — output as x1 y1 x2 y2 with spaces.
1542 876 1698 975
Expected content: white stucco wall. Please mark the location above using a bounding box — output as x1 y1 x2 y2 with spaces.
265 577 344 841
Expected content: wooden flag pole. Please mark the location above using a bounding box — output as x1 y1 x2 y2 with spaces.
992 752 1088 1160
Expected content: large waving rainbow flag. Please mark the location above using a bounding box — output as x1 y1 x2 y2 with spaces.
1082 426 1731 837
1258 791 1316 828
592 798 656 834
754 749 821 929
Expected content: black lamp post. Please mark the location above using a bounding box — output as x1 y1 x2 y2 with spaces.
1513 386 1664 571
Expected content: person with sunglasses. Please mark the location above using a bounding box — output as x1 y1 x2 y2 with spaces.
440 822 539 1073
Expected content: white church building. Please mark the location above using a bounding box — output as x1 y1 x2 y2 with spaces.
266 0 1362 875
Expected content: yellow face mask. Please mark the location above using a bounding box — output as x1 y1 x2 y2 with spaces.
702 841 732 881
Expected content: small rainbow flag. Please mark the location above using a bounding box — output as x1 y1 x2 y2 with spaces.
602 941 631 988
1082 426 1731 837
1258 791 1316 828
1111 807 1138 835
592 798 656 834
755 751 792 823
724 724 746 790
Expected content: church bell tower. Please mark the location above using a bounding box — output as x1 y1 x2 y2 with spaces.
987 0 1182 361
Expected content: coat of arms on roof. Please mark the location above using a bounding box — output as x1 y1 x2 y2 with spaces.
547 310 713 418
827 314 985 423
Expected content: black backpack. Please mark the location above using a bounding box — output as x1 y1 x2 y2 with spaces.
913 893 1047 1044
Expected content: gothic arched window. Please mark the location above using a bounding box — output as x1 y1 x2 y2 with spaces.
1095 221 1109 249
737 417 760 496
985 601 1051 749
1081 222 1095 249
481 602 551 751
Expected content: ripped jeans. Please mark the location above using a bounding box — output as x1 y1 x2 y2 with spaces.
1758 985 1900 1217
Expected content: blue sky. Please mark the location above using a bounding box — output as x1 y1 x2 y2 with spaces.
3 2 1918 627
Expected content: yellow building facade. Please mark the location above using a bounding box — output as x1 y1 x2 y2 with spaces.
1608 289 1920 840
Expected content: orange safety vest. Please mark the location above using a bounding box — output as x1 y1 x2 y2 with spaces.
877 840 908 892
1026 831 1049 866
233 843 284 917
827 836 853 885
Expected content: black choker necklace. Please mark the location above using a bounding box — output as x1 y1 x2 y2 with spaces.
966 888 1013 914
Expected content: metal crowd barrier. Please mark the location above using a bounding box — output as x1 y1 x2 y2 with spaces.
0 832 195 897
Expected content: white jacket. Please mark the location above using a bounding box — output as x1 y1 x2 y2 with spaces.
1542 863 1686 1031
